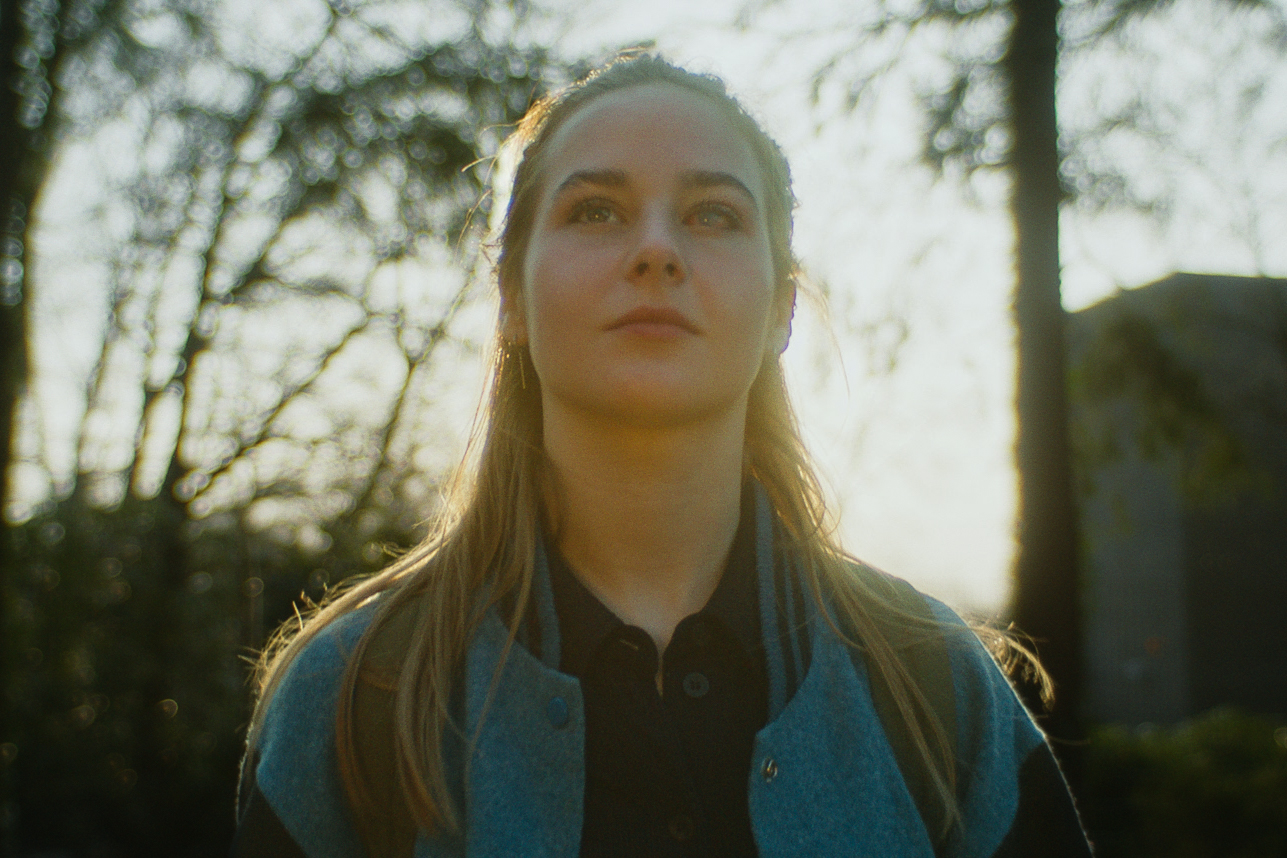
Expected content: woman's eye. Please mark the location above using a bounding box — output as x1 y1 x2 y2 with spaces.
689 203 742 231
569 201 618 225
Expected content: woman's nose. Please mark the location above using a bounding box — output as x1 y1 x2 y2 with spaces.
627 212 686 285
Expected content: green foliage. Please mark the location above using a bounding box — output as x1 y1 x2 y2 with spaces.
4 492 243 855
2 482 420 854
1083 709 1287 858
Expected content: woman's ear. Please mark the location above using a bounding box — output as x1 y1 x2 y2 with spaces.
768 280 796 354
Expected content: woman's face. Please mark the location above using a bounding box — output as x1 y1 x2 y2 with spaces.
506 83 786 430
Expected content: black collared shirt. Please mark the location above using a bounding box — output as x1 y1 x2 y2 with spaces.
547 499 768 858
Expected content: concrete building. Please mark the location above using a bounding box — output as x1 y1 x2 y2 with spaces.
1069 273 1287 725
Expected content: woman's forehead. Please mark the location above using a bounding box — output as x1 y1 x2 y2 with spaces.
537 83 766 200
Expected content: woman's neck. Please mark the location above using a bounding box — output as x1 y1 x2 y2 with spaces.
542 403 745 653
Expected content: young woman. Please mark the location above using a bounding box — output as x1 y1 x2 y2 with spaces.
232 55 1093 858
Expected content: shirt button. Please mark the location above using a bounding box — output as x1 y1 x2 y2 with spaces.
667 814 696 841
761 756 779 782
682 672 710 698
546 696 569 729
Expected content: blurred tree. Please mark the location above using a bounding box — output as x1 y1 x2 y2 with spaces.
1004 0 1082 769
3 0 557 853
3 0 64 502
21 0 550 544
2 0 78 848
742 0 1287 768
1 1 26 514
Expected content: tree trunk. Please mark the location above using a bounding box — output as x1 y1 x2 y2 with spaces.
1 3 31 852
1005 0 1085 776
1 1 28 508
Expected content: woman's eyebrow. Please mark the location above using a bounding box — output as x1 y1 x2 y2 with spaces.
680 170 757 205
551 168 756 205
554 169 628 196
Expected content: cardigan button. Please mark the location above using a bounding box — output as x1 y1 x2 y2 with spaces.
760 756 778 782
546 696 569 729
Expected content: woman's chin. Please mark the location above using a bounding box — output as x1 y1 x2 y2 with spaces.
546 383 749 432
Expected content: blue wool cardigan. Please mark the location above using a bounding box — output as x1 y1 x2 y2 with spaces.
244 491 1090 857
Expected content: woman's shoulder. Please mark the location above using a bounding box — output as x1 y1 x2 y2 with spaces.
247 601 382 858
261 585 438 705
266 600 381 711
837 559 1044 745
837 562 1090 854
838 559 985 656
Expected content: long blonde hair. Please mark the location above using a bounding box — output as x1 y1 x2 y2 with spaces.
245 53 961 847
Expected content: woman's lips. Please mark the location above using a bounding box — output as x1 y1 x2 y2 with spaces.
606 306 701 336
